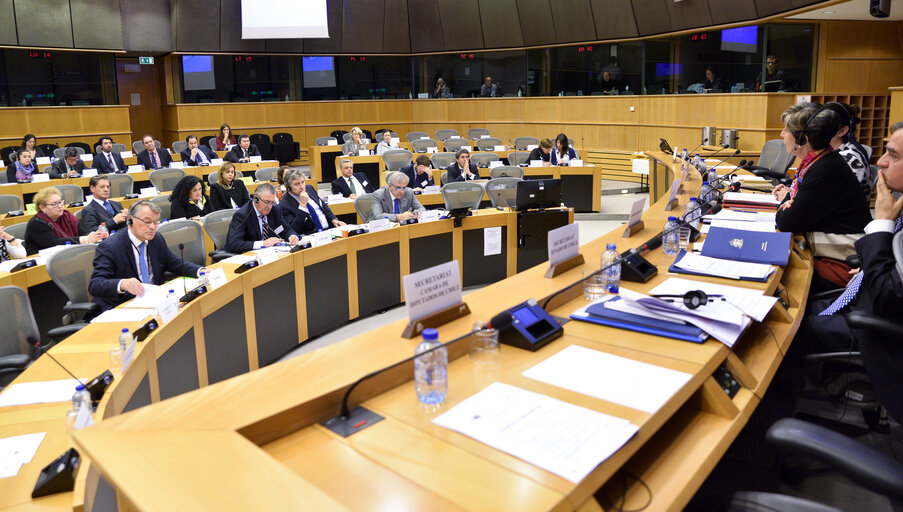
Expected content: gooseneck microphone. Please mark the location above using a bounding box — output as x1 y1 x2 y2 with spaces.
686 138 709 158
178 243 187 297
30 337 83 385
31 337 114 403
635 199 721 254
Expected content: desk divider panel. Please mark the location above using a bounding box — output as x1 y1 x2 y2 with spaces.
304 255 349 337
320 149 342 183
253 272 300 366
462 226 507 287
120 374 151 414
156 328 199 401
92 473 118 512
356 243 401 316
409 233 454 274
202 296 250 384
561 174 594 212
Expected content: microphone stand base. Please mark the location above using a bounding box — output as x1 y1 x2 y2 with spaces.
620 251 658 283
320 406 385 438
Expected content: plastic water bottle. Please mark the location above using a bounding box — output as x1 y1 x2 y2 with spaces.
706 161 719 185
97 222 108 239
663 217 680 255
197 271 208 291
119 328 132 352
72 384 91 410
699 181 713 204
167 289 177 302
691 153 701 168
685 197 702 229
601 243 620 293
414 328 447 405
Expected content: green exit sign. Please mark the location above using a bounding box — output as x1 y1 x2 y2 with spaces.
138 56 154 65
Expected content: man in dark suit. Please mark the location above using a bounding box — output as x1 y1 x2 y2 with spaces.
49 147 86 179
180 135 217 166
371 172 425 222
136 134 172 170
280 169 345 235
330 158 374 198
88 200 205 311
79 175 128 233
446 148 481 182
399 154 435 192
92 136 126 173
225 182 299 253
224 134 260 163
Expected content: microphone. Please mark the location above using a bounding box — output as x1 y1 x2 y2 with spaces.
705 146 739 166
30 337 113 404
635 200 720 254
495 191 511 210
178 243 187 297
686 138 709 158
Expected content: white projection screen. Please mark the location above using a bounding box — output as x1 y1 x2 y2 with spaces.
241 0 329 39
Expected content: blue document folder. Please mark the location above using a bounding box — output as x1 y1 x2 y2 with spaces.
700 227 791 266
570 297 707 343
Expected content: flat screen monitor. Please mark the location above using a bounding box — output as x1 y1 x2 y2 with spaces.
762 80 782 92
515 179 562 212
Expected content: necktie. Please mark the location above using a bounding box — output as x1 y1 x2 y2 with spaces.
306 202 324 231
394 198 400 215
348 178 358 196
243 149 248 159
197 149 207 164
107 154 115 171
260 215 272 239
104 201 114 215
138 242 151 284
151 151 159 169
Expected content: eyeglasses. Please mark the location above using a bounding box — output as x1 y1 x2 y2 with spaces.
46 201 64 208
257 199 276 206
134 217 161 226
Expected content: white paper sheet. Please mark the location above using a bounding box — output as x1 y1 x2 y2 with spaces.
522 345 693 415
0 379 85 407
673 252 773 281
121 284 169 308
433 382 638 483
90 308 155 323
709 219 776 232
722 191 780 206
649 277 778 322
0 432 46 476
0 458 22 479
484 226 502 256
220 254 257 265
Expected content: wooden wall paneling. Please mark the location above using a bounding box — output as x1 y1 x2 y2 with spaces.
0 0 16 45
14 0 73 48
522 98 559 123
70 0 123 50
484 98 526 125
558 97 601 124
823 22 903 59
412 100 449 126
753 0 796 17
303 0 344 53
663 0 713 32
447 99 489 125
78 107 132 136
342 0 386 53
630 0 673 36
516 0 556 47
590 0 639 40
706 0 758 26
479 0 524 49
303 101 345 130
173 0 221 52
382 0 411 53
551 0 597 44
120 0 172 52
437 0 484 51
407 0 445 53
220 0 266 52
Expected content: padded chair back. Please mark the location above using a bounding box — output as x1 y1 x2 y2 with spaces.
316 136 337 146
250 134 274 161
441 182 484 211
207 138 219 151
38 143 58 156
158 219 206 266
106 174 134 197
406 132 429 142
74 208 84 221
507 151 530 166
331 130 349 142
470 152 500 168
343 133 352 143
202 209 236 250
411 139 438 154
111 143 127 153
255 167 278 182
150 195 172 221
56 184 85 204
758 139 795 176
45 245 95 305
0 173 6 184
53 146 85 159
489 166 524 179
382 149 413 172
132 140 162 154
272 132 299 163
468 128 490 140
4 223 26 240
207 170 243 187
441 172 449 185
1 146 18 163
476 137 502 151
513 137 539 150
430 152 456 170
172 141 188 154
0 194 23 214
443 138 468 152
361 129 373 141
0 285 40 360
486 177 521 208
198 135 214 149
354 193 376 223
435 129 458 141
149 168 187 192
66 142 92 154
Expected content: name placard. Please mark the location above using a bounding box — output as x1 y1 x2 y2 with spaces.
256 248 279 265
120 151 134 158
169 161 184 168
368 218 390 232
206 268 228 291
82 169 97 178
548 223 579 265
79 154 93 161
139 187 157 197
128 165 144 173
403 260 462 322
156 296 179 324
421 210 441 223
493 145 505 151
422 185 441 194
210 158 224 165
36 157 51 165
311 231 332 247
249 156 262 163
32 173 50 183
326 139 338 146
489 160 503 168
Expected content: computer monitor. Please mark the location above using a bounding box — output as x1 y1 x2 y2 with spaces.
515 179 562 211
762 80 782 92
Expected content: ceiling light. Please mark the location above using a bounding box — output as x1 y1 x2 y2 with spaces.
822 10 835 13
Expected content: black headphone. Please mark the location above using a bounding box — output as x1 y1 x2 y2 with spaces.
127 218 133 226
651 290 725 309
252 195 260 203
795 104 831 147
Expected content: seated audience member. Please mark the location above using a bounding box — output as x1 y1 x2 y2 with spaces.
224 134 260 163
88 200 205 312
446 148 480 182
209 162 250 211
599 71 619 94
24 187 103 254
80 175 128 233
0 225 26 261
225 183 299 253
7 150 38 183
93 136 125 173
216 123 237 150
169 175 213 219
773 103 871 234
375 130 399 155
136 135 172 170
275 165 291 200
550 134 578 166
755 55 785 91
527 138 553 166
480 76 497 97
180 135 217 166
50 147 85 179
371 171 425 222
793 121 903 420
823 102 875 200
280 169 345 235
434 78 450 98
703 66 727 91
331 159 375 198
342 127 369 156
399 154 435 192
20 134 45 159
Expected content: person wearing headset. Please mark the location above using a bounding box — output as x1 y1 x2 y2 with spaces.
88 200 207 312
225 182 299 254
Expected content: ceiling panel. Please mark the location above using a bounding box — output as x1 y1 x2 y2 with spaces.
14 0 73 48
664 0 713 31
516 0 556 46
383 0 411 53
591 0 639 40
304 0 343 52
343 0 386 53
71 0 122 49
438 0 483 51
479 0 523 48
551 0 597 43
220 0 265 52
707 0 759 25
631 0 673 36
408 0 445 53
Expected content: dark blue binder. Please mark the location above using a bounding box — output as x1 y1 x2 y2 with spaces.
570 297 707 343
667 250 771 283
701 227 791 266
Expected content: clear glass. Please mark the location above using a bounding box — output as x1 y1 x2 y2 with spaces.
0 49 116 106
678 226 692 251
583 270 606 300
65 408 78 432
109 347 123 375
470 323 500 364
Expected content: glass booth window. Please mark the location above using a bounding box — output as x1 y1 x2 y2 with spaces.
0 49 116 106
181 54 294 103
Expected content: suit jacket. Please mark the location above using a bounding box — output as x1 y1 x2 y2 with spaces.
179 146 218 167
224 144 260 163
136 148 173 170
370 186 425 222
480 83 497 97
209 181 251 211
446 162 481 182
279 185 337 235
50 158 86 179
170 196 213 219
79 199 126 233
88 229 202 311
92 152 126 173
331 172 375 197
225 201 297 254
399 163 435 189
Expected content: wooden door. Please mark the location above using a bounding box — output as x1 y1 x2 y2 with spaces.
115 58 164 149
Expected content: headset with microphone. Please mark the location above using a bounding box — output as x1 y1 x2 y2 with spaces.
651 290 725 309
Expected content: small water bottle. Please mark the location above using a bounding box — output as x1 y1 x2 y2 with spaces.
705 161 718 185
97 222 108 239
686 197 701 229
414 328 447 405
663 216 680 255
691 153 701 168
119 328 132 352
167 289 177 302
72 384 91 410
197 271 208 291
699 181 713 203
601 243 620 293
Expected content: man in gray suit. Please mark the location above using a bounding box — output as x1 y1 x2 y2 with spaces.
371 171 426 222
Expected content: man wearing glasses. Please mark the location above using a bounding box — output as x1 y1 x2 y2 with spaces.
89 200 206 311
225 182 299 253
371 171 425 222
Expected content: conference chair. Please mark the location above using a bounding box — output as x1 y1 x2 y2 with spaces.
513 137 539 150
746 139 795 184
202 209 239 263
315 136 337 146
0 173 6 184
132 140 162 154
361 129 373 141
73 208 84 221
150 195 172 221
171 141 188 154
106 173 134 197
250 134 274 161
273 132 300 163
0 194 23 214
1 145 18 162
330 130 348 142
467 128 490 140
45 244 100 325
486 177 521 208
568 138 575 148
507 151 530 166
411 139 438 154
5 223 26 241
342 133 352 143
95 143 127 154
443 138 468 152
56 184 85 204
489 166 523 179
205 137 218 151
470 152 500 168
441 172 449 186
430 152 456 170
354 193 376 223
207 170 243 187
405 132 429 143
441 182 484 211
476 137 503 151
38 143 58 156
66 142 92 154
158 219 206 267
149 168 187 193
382 149 413 172
255 167 278 182
53 146 85 159
435 129 458 141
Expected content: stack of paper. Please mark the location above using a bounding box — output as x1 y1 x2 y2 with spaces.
722 191 780 211
0 432 46 479
649 277 778 322
670 250 775 282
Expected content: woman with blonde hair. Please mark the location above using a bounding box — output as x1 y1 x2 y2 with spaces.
24 187 103 254
342 126 368 156
209 162 250 210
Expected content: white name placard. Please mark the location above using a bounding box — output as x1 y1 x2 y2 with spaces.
79 153 93 161
210 158 224 165
548 223 579 265
526 144 538 151
206 268 228 291
530 160 543 167
311 231 332 247
390 137 400 144
625 197 646 230
169 161 184 168
31 173 50 183
120 151 134 158
326 139 338 146
569 159 584 167
36 157 51 165
82 169 97 177
358 149 369 156
422 185 441 194
421 210 441 223
156 296 179 324
249 155 262 163
403 260 462 322
325 193 346 204
368 218 390 232
139 187 157 197
480 135 490 139
493 145 505 151
256 248 279 265
489 160 503 168
127 165 145 173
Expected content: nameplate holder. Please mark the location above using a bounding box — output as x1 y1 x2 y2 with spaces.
210 158 224 165
401 260 467 338
79 154 93 161
368 218 390 233
421 210 441 223
622 220 645 238
256 249 279 265
545 253 584 278
402 301 472 339
206 268 228 291
169 161 184 169
358 149 368 157
32 173 50 183
311 231 332 247
36 157 52 165
530 160 543 167
127 165 144 173
120 151 134 158
326 139 338 146
133 318 159 341
139 186 157 197
82 169 97 178
546 223 580 278
622 197 647 238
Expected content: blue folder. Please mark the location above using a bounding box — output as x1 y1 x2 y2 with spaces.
570 297 707 343
667 250 771 282
701 227 791 266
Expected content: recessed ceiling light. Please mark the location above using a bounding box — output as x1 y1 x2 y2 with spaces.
823 10 835 13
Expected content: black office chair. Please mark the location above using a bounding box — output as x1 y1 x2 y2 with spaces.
38 143 59 156
330 130 349 143
746 140 795 185
250 133 274 161
66 142 92 154
272 132 300 163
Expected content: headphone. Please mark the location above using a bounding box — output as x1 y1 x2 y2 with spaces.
127 218 133 226
651 290 725 309
795 104 832 147
252 195 260 203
